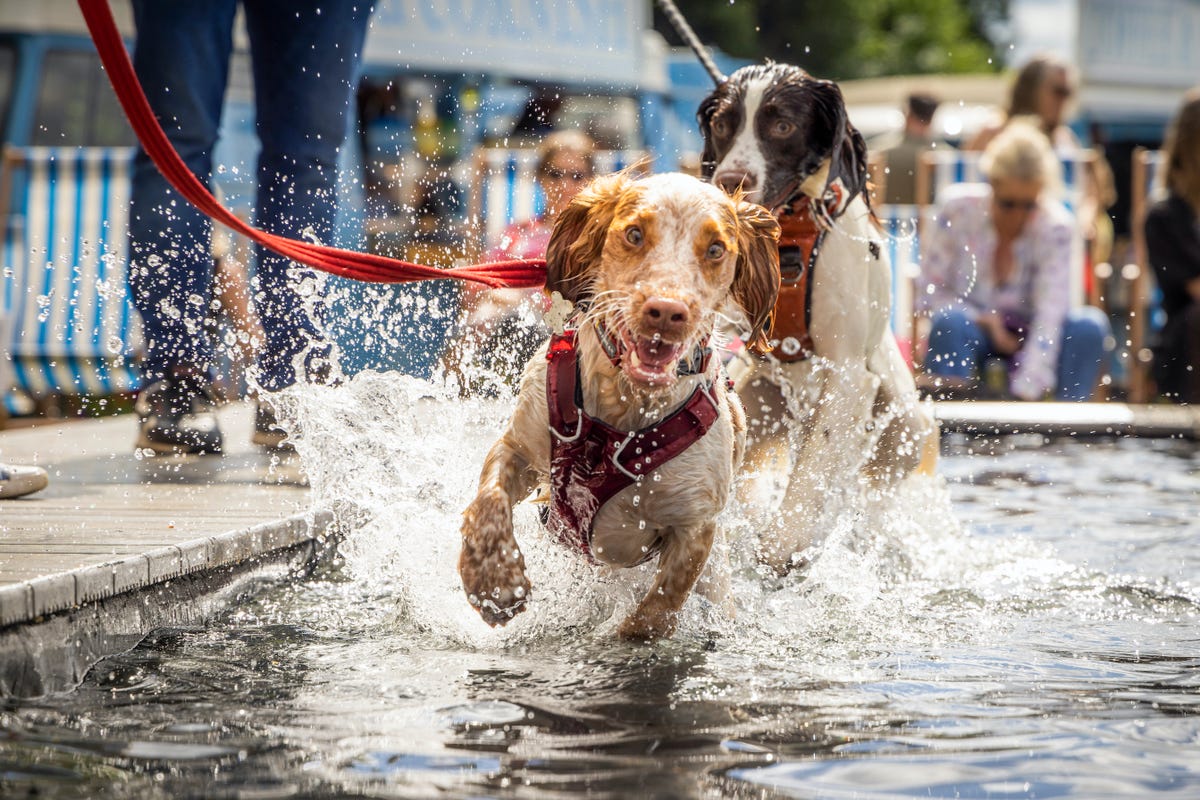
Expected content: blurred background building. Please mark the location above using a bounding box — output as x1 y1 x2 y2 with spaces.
0 0 1197 416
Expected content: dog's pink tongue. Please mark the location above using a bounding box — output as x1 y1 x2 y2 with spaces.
633 337 682 372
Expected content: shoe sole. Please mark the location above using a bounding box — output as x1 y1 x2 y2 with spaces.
251 429 295 452
0 474 49 499
135 432 224 456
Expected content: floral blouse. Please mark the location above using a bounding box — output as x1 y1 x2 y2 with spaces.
917 183 1076 400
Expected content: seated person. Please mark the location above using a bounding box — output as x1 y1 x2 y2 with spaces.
918 119 1111 401
1144 88 1200 404
456 131 595 389
968 55 1117 286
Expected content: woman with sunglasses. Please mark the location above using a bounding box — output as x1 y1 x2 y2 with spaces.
969 55 1080 153
970 55 1118 285
455 130 596 391
918 120 1112 401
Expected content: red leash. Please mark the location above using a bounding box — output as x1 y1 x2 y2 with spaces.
77 0 547 290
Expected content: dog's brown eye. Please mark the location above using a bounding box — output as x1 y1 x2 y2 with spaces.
712 118 730 139
706 242 726 260
625 226 643 246
771 119 795 137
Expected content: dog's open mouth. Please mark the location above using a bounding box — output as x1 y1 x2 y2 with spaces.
621 330 684 386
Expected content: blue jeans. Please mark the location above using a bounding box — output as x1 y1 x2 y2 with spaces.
128 0 371 390
925 306 1112 401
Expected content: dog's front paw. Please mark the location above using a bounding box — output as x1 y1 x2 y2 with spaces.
616 602 678 642
459 488 532 627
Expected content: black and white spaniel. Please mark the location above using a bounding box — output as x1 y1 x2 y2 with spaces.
698 63 938 571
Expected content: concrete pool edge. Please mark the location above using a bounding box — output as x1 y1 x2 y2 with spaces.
0 507 336 698
934 401 1200 439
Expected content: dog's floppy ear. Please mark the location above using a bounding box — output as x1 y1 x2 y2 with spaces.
810 78 869 208
731 200 781 354
700 90 715 179
835 119 870 209
545 173 633 304
697 87 724 180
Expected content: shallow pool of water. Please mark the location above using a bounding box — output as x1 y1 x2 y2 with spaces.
3 375 1199 799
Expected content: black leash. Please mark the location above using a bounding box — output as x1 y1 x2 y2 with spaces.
654 0 726 86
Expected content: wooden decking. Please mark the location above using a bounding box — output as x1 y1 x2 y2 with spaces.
4 399 1196 613
0 403 328 628
2 399 1195 627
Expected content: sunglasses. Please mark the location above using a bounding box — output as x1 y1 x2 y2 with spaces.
545 167 590 182
1051 84 1073 98
994 197 1039 212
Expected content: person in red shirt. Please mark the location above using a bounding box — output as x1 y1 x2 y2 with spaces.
459 131 596 391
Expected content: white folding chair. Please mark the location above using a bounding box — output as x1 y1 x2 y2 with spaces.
0 145 142 408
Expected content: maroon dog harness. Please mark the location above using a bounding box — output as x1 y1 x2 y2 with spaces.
543 329 720 564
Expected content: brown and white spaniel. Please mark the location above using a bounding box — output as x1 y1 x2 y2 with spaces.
698 63 938 571
458 172 780 640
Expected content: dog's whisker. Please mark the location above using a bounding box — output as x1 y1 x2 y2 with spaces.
577 300 626 332
582 298 634 333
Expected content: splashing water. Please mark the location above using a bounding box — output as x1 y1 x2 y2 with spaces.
6 357 1200 796
265 363 1098 669
272 371 662 648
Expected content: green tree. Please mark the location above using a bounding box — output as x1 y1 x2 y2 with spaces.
653 0 1009 80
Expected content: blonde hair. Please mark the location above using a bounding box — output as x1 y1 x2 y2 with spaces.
980 117 1063 195
1163 87 1200 213
536 130 596 179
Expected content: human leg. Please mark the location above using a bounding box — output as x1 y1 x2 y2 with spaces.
1054 305 1112 402
242 0 372 391
924 309 989 379
1181 301 1200 405
128 0 238 385
128 0 238 454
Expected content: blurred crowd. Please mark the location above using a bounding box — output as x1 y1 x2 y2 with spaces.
5 45 1200 497
873 56 1197 406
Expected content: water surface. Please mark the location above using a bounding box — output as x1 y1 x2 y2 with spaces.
3 374 1198 798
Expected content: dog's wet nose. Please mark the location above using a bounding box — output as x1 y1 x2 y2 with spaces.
641 297 690 336
715 170 756 195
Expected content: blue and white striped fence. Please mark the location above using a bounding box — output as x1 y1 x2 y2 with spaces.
875 202 923 344
920 148 1094 215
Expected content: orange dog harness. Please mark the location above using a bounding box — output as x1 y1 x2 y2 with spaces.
770 198 824 361
768 183 851 362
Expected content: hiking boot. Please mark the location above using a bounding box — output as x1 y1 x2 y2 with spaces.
135 373 224 455
0 463 49 499
252 401 294 452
